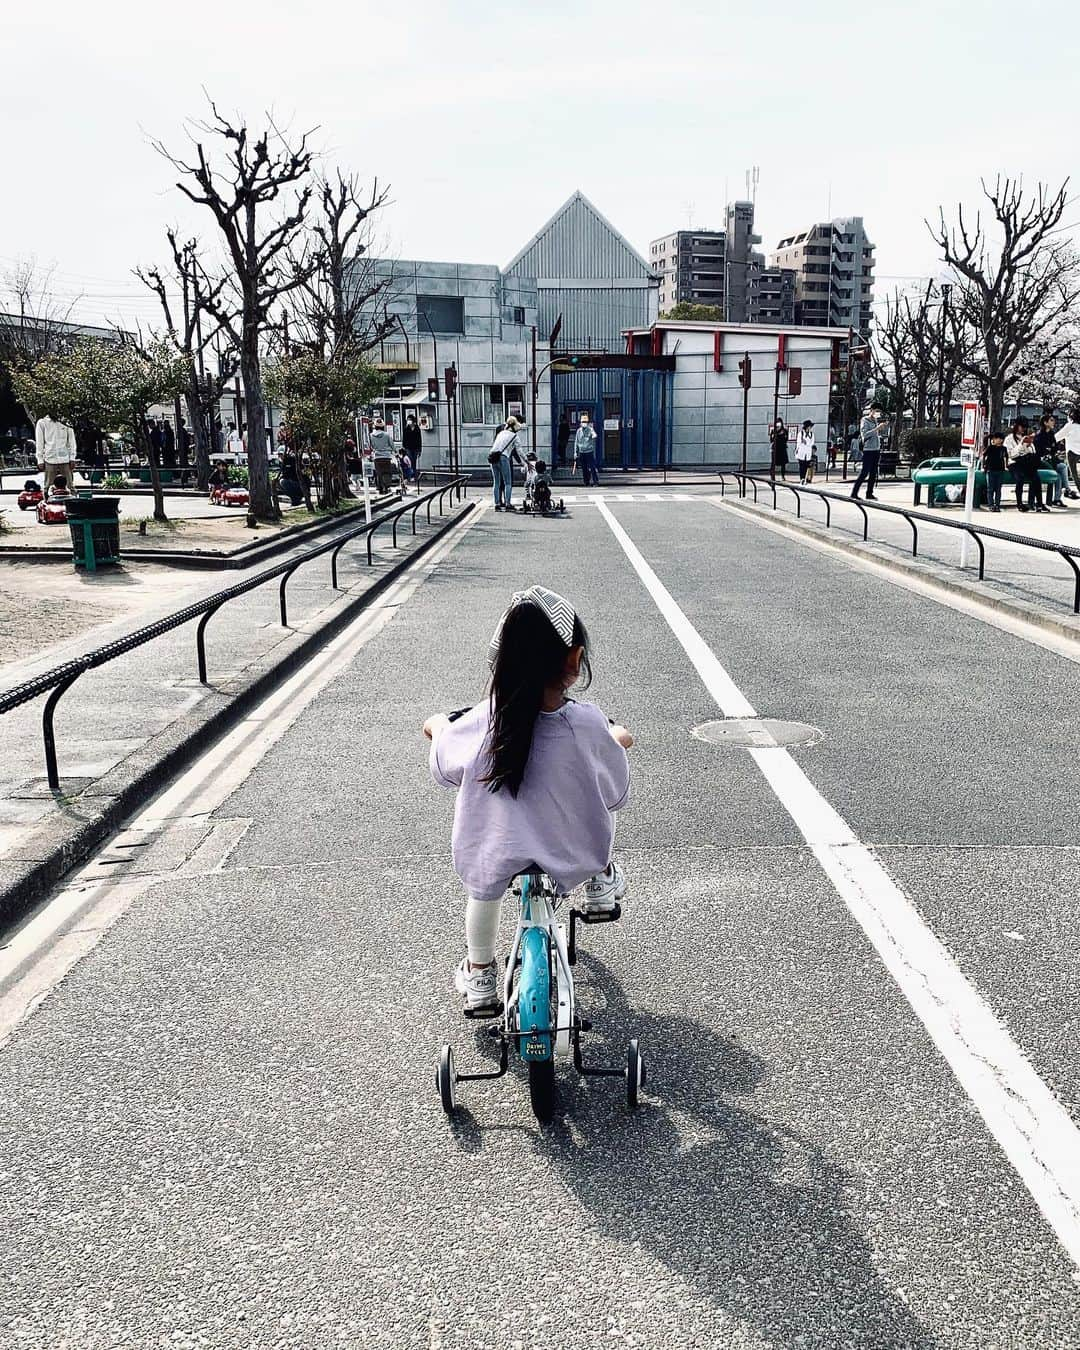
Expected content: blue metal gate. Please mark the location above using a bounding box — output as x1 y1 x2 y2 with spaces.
550 367 672 471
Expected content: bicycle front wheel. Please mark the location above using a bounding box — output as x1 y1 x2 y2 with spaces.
528 1058 556 1122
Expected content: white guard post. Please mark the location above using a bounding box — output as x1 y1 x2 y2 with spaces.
355 414 372 525
959 400 982 568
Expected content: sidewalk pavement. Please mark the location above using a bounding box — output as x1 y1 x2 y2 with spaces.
0 496 471 920
728 479 1080 629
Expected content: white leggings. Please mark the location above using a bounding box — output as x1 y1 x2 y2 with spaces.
465 897 502 966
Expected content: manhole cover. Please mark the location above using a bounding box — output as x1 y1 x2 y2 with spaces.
691 718 822 750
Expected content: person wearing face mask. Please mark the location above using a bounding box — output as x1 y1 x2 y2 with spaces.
769 418 790 479
572 412 599 487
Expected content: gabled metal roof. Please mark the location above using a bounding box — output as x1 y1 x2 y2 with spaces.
504 191 653 280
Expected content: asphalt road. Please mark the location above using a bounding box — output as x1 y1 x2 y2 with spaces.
1 493 1079 1348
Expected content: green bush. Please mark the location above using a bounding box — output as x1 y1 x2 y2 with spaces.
226 465 249 487
103 473 127 490
898 426 962 467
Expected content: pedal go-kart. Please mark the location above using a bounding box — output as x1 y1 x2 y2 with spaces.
436 867 645 1122
37 496 69 524
209 483 250 508
521 487 565 517
17 483 44 510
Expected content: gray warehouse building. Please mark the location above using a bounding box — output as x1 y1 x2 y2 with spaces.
503 191 659 352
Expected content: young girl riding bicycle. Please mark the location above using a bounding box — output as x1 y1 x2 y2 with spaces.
424 586 633 1012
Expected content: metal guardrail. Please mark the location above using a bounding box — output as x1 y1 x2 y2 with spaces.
729 473 1080 615
0 477 469 790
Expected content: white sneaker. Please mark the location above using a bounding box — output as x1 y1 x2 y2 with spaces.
582 862 626 915
453 957 498 1010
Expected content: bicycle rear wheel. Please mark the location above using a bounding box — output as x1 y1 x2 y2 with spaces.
528 1058 556 1122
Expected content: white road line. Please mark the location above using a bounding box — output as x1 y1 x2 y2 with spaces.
596 498 1080 1270
0 506 483 1046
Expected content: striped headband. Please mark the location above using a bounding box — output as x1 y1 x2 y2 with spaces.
488 585 577 667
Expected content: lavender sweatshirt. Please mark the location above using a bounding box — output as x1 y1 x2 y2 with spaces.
430 699 631 901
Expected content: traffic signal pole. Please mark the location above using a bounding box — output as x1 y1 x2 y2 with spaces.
740 352 750 474
771 362 780 481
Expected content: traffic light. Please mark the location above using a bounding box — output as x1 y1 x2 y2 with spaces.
738 356 752 389
427 376 440 401
443 366 457 399
787 367 802 397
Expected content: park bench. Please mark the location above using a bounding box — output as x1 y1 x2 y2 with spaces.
913 456 1058 507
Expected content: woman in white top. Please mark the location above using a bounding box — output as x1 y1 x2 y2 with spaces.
795 420 817 482
1004 417 1048 514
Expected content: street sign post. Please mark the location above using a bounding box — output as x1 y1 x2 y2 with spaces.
960 400 983 567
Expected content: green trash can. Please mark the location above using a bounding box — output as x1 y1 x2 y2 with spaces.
66 495 121 571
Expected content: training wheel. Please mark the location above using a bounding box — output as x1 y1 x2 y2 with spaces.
436 1044 457 1114
626 1039 645 1110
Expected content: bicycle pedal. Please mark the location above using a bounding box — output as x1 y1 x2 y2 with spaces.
573 903 622 925
463 1000 503 1021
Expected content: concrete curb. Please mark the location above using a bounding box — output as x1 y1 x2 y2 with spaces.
0 493 404 570
0 500 476 932
721 496 1080 645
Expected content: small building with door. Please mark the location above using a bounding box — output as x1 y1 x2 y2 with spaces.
622 320 846 468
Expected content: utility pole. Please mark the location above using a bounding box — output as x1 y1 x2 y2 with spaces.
771 362 781 481
844 327 855 479
530 325 538 458
937 282 951 426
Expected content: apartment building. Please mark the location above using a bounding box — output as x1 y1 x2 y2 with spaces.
649 201 762 321
768 216 875 333
747 266 795 325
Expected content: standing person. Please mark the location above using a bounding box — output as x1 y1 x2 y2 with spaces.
369 418 396 494
488 416 523 511
769 419 790 479
225 420 245 459
795 420 816 481
149 418 165 465
556 411 573 468
982 428 1008 512
572 412 599 487
402 415 423 488
35 409 77 493
851 403 883 500
161 418 177 468
1055 406 1080 499
1034 412 1067 508
1004 417 1047 513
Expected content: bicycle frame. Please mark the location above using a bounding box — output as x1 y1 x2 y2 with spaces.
504 872 575 1062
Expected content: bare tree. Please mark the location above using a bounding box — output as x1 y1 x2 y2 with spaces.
136 231 235 490
929 177 1080 428
153 103 318 520
873 291 915 448
0 256 81 368
271 171 397 506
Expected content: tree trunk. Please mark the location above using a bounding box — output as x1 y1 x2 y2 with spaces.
184 383 210 491
241 330 278 522
988 377 1006 433
137 418 167 523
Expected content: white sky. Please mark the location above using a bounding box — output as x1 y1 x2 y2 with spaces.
4 0 1078 329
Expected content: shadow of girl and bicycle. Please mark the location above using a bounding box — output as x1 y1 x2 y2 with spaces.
450 952 936 1350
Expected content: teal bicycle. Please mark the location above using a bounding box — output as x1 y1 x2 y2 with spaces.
436 866 645 1121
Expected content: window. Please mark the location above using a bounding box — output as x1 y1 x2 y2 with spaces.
417 294 465 335
460 383 528 426
512 305 525 325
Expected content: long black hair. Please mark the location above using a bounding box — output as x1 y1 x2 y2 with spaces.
480 602 591 797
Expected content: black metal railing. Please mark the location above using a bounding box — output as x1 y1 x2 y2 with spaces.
730 474 1080 614
1 477 469 790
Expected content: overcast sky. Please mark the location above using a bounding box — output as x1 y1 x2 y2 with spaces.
5 0 1077 329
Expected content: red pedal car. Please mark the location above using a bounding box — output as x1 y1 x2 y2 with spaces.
209 484 250 508
37 496 69 524
17 483 44 510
